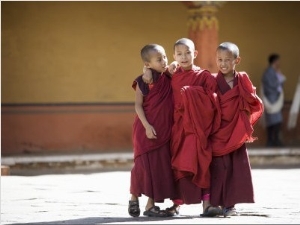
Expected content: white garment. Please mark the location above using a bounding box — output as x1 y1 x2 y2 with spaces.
260 83 284 114
287 76 300 130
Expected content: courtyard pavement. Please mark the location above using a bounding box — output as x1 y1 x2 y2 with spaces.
1 148 300 224
1 166 300 224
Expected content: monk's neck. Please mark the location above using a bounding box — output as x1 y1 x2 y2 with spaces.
223 71 235 82
181 65 194 71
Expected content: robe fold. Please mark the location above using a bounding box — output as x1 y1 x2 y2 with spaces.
210 143 255 208
210 71 263 157
130 70 177 202
171 66 220 192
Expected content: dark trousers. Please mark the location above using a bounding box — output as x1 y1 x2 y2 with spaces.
266 123 283 147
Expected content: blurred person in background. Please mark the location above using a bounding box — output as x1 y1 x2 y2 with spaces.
261 53 286 147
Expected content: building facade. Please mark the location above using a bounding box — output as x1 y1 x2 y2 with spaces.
2 1 300 155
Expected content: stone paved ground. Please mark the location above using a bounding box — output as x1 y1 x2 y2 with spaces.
1 168 300 224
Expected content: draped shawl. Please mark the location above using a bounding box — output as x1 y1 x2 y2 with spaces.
171 66 220 188
132 70 173 159
210 71 264 157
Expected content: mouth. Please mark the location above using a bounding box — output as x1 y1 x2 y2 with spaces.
180 61 189 65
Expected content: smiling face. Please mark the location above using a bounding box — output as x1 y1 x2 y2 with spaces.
216 49 241 76
145 49 168 73
173 44 198 70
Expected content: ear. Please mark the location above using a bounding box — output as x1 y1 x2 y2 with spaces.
194 50 198 58
144 62 151 68
235 56 241 65
173 54 176 61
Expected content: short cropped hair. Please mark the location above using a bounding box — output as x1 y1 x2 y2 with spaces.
174 38 195 50
140 44 164 62
268 53 280 65
217 42 240 58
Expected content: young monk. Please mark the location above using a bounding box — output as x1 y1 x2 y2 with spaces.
169 38 221 217
209 42 264 217
143 38 221 217
129 44 177 217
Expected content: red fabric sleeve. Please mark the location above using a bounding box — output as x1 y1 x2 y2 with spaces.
210 72 264 156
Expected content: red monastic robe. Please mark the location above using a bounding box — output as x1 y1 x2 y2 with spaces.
209 71 263 207
132 71 173 159
130 70 176 202
210 71 264 156
171 66 220 189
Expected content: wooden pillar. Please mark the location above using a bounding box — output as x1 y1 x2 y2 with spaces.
184 1 224 73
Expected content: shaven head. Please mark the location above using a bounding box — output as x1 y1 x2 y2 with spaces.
140 44 165 62
217 42 240 59
174 38 195 51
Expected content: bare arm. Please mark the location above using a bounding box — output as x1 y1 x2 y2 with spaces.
135 84 157 139
142 62 178 83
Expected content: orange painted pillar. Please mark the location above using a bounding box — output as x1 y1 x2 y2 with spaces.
184 2 224 73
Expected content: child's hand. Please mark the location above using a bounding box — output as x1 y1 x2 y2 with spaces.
145 125 157 139
180 85 190 94
142 68 153 84
168 61 179 75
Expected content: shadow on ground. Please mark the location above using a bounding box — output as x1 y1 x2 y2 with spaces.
6 212 271 225
7 215 195 225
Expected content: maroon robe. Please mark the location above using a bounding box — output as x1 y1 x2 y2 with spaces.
209 71 263 208
130 70 177 202
132 70 173 159
210 71 263 156
170 66 220 204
